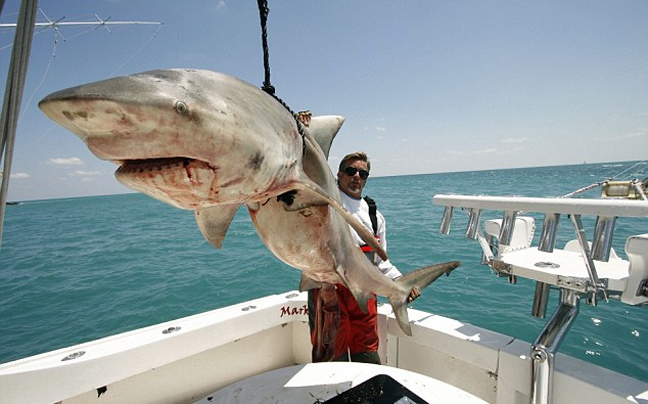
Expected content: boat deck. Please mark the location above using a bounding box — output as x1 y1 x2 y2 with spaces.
198 362 489 404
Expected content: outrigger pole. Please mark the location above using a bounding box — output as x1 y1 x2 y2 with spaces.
0 0 39 248
0 4 162 247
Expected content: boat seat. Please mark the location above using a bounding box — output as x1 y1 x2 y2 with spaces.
484 216 535 253
621 233 648 305
563 239 621 260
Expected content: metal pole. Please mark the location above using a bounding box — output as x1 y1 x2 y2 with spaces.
0 0 40 246
530 289 579 404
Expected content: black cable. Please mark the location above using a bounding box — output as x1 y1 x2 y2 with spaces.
257 0 274 95
256 0 306 154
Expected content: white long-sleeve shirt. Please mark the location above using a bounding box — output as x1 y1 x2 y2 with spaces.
339 191 402 280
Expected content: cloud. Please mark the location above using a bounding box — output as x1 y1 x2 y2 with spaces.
216 1 227 11
375 126 387 132
501 137 528 144
69 170 102 183
446 145 526 156
471 148 499 156
10 172 30 179
619 131 646 139
595 130 646 141
48 157 84 166
70 171 101 177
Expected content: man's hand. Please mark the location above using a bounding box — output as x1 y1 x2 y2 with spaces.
407 286 421 303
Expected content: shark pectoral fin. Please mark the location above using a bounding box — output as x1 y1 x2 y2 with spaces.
195 205 240 249
389 261 461 336
292 181 388 262
348 214 388 262
298 273 322 292
333 201 388 261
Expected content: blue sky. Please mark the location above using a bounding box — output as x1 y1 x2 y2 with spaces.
2 1 647 201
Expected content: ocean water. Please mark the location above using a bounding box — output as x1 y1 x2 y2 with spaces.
1 161 647 382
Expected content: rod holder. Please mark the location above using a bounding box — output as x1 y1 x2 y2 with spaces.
499 211 518 246
538 213 560 253
465 208 482 239
532 282 551 318
591 216 616 262
440 206 454 234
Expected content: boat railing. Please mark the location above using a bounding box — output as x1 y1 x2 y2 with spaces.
432 194 648 404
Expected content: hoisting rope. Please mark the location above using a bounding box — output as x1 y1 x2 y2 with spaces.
256 0 307 154
256 0 274 96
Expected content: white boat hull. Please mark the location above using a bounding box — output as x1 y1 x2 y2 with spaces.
1 291 645 404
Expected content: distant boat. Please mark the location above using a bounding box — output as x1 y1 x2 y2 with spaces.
5 201 22 206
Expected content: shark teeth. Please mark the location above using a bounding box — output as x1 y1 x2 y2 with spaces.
115 158 222 210
116 157 194 174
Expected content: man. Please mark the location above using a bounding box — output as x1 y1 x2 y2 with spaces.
309 151 420 364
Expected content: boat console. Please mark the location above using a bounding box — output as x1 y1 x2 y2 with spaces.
433 194 648 404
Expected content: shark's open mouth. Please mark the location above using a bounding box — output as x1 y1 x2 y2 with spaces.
115 158 221 210
116 157 196 175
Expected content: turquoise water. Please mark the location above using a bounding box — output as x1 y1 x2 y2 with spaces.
1 161 647 382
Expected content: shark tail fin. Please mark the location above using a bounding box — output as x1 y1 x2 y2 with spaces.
389 261 461 336
387 296 413 336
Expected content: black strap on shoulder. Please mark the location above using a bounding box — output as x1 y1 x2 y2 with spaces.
363 196 378 235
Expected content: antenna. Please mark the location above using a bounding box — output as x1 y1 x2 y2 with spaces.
0 8 163 246
0 10 163 42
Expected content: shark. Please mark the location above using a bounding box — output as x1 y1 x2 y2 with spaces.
39 68 459 335
249 115 460 335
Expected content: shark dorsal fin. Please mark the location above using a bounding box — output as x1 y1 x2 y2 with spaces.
307 116 345 159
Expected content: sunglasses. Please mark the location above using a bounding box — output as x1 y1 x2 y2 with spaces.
343 167 370 180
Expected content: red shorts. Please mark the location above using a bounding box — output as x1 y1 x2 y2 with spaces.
310 284 378 359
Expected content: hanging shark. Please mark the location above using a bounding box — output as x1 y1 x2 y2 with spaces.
39 69 459 335
249 115 460 335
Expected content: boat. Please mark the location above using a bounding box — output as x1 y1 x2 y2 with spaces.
2 2 647 404
1 191 646 404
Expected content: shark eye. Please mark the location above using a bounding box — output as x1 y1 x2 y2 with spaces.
175 101 188 114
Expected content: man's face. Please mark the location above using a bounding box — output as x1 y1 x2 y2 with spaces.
337 158 369 199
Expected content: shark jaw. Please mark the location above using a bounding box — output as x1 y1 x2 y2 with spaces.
115 158 225 210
